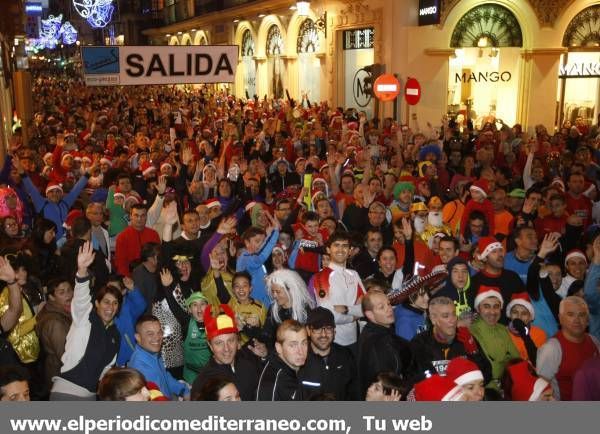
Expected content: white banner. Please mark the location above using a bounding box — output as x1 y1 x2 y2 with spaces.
81 45 238 86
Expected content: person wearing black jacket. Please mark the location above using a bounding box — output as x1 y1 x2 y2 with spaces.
357 291 412 398
256 320 307 401
409 296 492 385
299 307 358 400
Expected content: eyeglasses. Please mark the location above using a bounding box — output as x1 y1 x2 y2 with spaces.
311 326 334 334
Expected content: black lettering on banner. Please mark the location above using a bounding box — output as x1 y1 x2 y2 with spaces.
215 54 234 75
187 54 192 75
195 54 212 75
146 54 167 76
125 54 144 77
169 54 185 76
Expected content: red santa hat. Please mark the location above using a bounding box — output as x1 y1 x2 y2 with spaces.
347 121 359 131
64 209 83 230
507 361 551 401
474 285 503 311
45 182 63 195
550 177 565 192
506 292 535 320
477 236 503 260
81 155 92 163
100 156 112 166
245 201 258 213
205 198 221 209
113 188 126 200
140 161 156 177
446 357 483 386
61 152 73 164
414 374 463 401
160 161 173 171
204 304 239 341
469 179 490 198
272 242 288 260
565 249 587 266
42 152 53 163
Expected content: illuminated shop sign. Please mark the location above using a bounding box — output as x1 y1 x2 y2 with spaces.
418 0 440 26
454 71 512 83
559 62 600 78
25 1 43 16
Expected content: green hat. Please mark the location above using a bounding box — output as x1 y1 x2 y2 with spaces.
185 292 207 307
393 181 415 199
508 188 526 199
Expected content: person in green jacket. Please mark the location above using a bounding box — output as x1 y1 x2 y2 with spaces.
183 292 211 385
470 285 520 392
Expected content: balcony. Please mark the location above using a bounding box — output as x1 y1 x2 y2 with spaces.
163 0 260 25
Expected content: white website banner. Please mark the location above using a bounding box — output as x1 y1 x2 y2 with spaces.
81 45 238 86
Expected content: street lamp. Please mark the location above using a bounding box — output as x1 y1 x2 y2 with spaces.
296 1 310 17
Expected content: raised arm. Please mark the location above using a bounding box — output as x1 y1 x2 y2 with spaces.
0 256 23 333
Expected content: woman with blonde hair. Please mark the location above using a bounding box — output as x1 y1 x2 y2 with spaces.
261 269 315 347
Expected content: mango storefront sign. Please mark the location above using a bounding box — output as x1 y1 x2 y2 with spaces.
81 46 238 86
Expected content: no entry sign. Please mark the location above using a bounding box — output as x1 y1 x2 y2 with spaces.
405 77 422 105
373 74 401 101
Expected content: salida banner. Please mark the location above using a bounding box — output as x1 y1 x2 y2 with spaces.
81 45 238 86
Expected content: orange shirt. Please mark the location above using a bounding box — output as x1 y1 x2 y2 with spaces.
494 210 514 238
509 325 547 362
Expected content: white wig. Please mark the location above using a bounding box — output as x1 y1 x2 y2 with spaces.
266 269 316 324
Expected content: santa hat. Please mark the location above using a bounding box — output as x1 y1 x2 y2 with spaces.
470 179 490 198
81 155 92 163
61 152 73 163
565 249 587 266
160 161 173 171
477 236 503 260
507 361 551 401
124 194 141 206
474 285 503 311
64 209 84 230
205 198 221 209
42 152 53 163
550 177 565 192
347 121 359 131
113 188 126 200
506 292 535 320
100 156 112 166
204 304 238 341
446 357 483 386
245 201 258 213
140 161 156 177
272 242 288 260
414 375 463 401
45 182 63 195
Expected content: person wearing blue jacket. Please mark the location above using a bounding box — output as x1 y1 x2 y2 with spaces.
584 237 600 341
128 315 190 400
113 277 147 367
236 213 280 307
14 155 93 245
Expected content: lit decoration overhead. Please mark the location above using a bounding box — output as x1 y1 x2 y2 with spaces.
73 0 115 28
28 14 78 51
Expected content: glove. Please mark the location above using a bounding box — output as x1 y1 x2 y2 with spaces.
509 319 529 338
456 326 478 354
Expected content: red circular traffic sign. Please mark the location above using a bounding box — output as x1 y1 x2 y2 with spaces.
405 77 421 105
373 74 401 102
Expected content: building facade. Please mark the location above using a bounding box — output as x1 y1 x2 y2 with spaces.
144 0 600 133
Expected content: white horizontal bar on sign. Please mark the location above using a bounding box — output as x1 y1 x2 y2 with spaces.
376 84 398 92
406 88 420 95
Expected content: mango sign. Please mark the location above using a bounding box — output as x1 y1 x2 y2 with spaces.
81 45 238 86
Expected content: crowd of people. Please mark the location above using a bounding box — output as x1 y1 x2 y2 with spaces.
1 70 600 402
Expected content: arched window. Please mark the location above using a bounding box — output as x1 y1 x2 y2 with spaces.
266 25 284 56
563 5 600 47
242 29 254 57
450 4 523 48
297 19 319 54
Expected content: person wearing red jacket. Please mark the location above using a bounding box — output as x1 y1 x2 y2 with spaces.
460 179 495 238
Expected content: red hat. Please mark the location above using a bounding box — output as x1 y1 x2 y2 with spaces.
477 236 503 260
205 198 221 209
100 156 112 166
474 285 503 311
414 374 463 401
140 161 156 177
446 357 483 386
61 152 73 163
245 201 258 213
113 187 126 199
160 161 173 171
507 361 551 401
470 179 490 198
204 304 238 341
45 182 63 195
347 121 359 131
64 209 83 230
506 292 535 320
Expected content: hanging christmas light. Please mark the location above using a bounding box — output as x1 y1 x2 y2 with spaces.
28 15 78 51
72 0 115 28
60 22 79 45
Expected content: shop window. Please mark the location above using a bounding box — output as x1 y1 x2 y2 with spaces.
448 4 522 128
450 4 522 48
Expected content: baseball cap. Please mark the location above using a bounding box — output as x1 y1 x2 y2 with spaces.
306 307 335 329
508 188 526 199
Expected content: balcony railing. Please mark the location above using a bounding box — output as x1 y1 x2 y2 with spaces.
163 0 260 25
